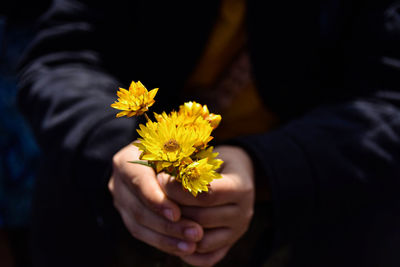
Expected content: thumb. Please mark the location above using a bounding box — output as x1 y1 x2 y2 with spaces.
113 143 182 222
124 163 182 222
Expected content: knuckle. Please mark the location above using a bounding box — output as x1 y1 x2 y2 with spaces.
129 175 140 189
112 153 121 168
249 207 254 218
108 178 114 193
245 207 254 221
241 181 255 197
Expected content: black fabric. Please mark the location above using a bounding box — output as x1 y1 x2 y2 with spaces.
17 0 400 266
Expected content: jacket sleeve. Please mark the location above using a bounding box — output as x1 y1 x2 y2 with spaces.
235 1 400 257
236 95 400 237
17 0 137 191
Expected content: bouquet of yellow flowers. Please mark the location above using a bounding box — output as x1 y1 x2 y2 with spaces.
111 81 223 196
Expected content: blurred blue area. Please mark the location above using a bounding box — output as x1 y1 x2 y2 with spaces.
0 15 41 228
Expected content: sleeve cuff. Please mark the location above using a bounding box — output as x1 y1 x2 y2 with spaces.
230 130 317 244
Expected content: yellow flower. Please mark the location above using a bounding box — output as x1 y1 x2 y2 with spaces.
178 101 221 129
179 101 207 118
153 111 180 124
194 146 224 171
177 158 222 197
133 117 199 169
154 111 214 149
205 113 222 129
111 81 158 117
188 116 214 149
152 157 193 173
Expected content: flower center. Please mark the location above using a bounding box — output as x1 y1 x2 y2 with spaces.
187 168 200 180
163 139 180 152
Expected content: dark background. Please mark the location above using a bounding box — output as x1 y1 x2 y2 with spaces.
0 1 50 266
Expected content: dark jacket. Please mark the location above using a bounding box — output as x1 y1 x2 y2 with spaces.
18 0 400 266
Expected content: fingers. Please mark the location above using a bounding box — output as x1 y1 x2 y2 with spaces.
214 145 254 176
157 173 239 207
119 208 196 256
112 144 181 222
110 144 256 263
157 145 256 266
115 175 203 240
180 246 231 267
196 228 232 253
181 205 238 228
110 175 203 256
127 166 180 221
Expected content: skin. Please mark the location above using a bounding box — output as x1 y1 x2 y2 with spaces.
108 144 204 256
159 145 255 266
109 144 255 266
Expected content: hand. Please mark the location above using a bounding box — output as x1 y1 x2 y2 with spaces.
108 143 204 256
158 145 255 266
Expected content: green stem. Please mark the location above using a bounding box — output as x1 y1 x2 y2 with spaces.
128 160 152 167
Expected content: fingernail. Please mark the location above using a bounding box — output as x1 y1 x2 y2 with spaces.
177 241 190 252
163 209 174 221
184 227 198 240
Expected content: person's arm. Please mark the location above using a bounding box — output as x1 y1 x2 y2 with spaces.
17 0 206 256
236 2 400 252
157 145 256 267
109 143 204 257
162 2 400 265
235 92 400 238
17 0 136 189
158 93 400 266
